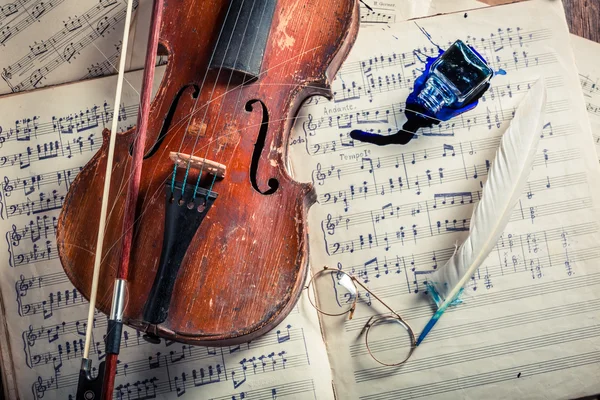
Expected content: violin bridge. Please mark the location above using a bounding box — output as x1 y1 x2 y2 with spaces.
169 151 226 178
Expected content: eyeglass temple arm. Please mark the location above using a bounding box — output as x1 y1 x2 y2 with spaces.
352 278 402 320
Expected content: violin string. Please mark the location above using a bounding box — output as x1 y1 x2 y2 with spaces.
169 0 237 195
192 0 267 200
206 173 218 198
176 0 248 197
91 41 141 98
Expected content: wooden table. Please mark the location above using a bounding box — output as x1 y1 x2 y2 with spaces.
563 0 600 42
482 0 599 42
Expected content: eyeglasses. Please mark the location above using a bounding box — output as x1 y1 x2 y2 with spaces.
306 266 416 366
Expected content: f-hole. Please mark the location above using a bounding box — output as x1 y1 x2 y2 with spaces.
246 99 278 195
129 84 200 158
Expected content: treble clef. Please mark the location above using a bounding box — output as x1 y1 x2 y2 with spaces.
10 224 21 246
325 214 336 235
3 176 13 196
25 325 37 347
33 376 46 399
16 274 31 297
303 113 317 142
313 163 326 186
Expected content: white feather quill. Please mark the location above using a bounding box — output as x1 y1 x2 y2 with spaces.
416 78 547 345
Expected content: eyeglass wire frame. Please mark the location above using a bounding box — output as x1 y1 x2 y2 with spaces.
306 266 417 366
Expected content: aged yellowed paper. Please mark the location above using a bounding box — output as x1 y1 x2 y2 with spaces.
289 1 600 398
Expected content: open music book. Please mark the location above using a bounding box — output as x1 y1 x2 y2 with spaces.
1 1 600 399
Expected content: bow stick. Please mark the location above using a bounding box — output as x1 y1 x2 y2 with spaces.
76 0 164 398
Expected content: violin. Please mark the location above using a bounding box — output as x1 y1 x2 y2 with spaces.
56 0 358 397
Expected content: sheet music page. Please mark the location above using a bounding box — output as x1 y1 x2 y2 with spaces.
288 1 600 398
359 0 485 26
359 1 399 25
571 35 600 162
424 0 486 15
0 0 153 95
0 68 335 399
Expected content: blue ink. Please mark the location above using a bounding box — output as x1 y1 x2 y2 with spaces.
416 284 464 346
496 68 507 75
426 281 444 307
351 39 494 146
414 22 444 54
416 307 442 346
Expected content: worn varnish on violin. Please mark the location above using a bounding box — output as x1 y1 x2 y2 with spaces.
57 0 359 346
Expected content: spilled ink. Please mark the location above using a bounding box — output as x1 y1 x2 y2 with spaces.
351 39 494 146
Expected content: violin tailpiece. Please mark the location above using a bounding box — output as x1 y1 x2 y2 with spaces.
142 181 218 326
169 151 226 179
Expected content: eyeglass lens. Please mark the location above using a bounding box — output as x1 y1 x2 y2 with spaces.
365 316 415 366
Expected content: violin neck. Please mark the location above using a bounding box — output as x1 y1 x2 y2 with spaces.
209 0 278 80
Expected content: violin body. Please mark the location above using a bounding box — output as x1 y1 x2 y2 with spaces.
57 0 359 345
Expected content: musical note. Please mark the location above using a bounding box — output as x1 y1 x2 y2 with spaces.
442 144 455 157
276 325 292 343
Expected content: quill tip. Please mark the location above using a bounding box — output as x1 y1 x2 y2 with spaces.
415 308 444 346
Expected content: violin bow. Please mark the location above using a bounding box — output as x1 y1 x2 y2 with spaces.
76 0 164 398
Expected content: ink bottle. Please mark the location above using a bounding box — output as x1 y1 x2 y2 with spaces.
349 39 494 146
417 40 493 115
